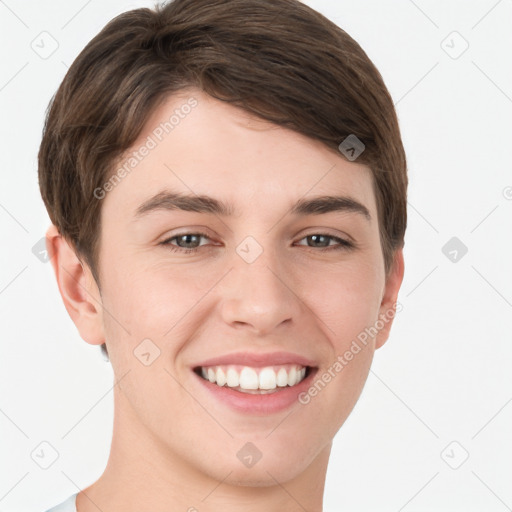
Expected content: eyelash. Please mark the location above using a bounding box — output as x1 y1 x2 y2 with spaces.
159 232 355 254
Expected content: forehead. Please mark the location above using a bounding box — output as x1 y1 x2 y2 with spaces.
105 88 377 220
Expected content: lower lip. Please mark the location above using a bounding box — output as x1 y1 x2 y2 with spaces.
193 369 316 414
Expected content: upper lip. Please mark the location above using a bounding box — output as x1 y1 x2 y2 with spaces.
193 351 317 368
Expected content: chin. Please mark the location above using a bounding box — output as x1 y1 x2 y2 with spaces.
196 442 320 487
221 465 301 487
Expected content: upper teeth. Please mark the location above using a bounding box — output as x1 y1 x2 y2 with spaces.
200 365 307 391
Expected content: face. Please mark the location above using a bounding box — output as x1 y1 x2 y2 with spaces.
91 88 402 485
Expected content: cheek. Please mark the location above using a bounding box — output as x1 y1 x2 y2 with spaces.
100 258 214 334
301 262 383 431
307 260 384 344
99 236 385 354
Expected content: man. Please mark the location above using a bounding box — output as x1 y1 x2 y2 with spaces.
39 0 407 510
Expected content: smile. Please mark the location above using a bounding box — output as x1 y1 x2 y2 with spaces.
195 364 309 394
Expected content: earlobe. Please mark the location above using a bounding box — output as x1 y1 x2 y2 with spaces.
46 225 105 345
374 249 405 350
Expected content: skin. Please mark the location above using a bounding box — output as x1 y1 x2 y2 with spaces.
47 87 404 512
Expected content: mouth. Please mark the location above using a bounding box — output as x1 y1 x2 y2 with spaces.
193 364 313 394
191 351 318 413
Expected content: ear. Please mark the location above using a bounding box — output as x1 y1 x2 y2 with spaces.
46 225 105 345
374 248 405 350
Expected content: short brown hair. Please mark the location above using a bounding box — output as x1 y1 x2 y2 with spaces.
39 0 407 287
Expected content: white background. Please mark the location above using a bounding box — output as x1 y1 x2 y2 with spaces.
1 0 511 510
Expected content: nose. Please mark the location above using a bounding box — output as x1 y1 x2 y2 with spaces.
218 246 303 336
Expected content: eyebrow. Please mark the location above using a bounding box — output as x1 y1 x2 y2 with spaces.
135 190 371 221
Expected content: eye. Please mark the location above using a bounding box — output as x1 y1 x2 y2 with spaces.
160 232 212 253
159 232 354 254
295 234 354 251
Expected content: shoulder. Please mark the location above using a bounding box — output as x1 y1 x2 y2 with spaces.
43 493 78 512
